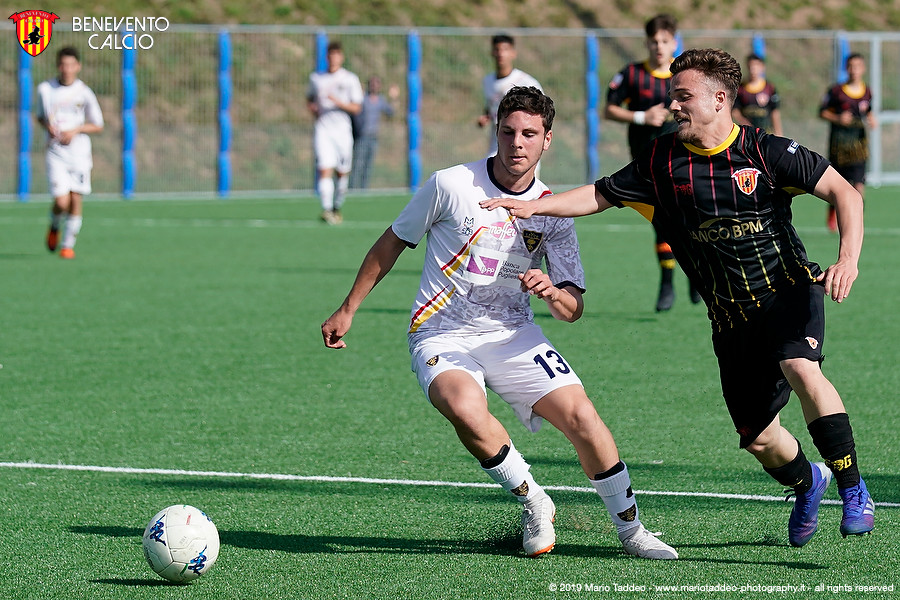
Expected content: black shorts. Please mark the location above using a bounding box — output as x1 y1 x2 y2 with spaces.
833 161 867 186
711 283 826 448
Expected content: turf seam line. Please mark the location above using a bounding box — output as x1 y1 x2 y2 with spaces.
2 461 898 508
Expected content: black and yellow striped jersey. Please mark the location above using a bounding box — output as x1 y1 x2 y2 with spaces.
596 124 830 330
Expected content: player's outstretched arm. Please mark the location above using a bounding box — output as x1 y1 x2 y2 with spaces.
814 166 864 303
479 184 612 219
322 227 408 349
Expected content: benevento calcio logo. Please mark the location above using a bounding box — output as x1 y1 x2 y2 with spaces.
9 10 60 57
732 168 762 196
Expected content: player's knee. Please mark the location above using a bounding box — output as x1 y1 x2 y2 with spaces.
780 357 824 390
553 397 602 438
744 426 781 456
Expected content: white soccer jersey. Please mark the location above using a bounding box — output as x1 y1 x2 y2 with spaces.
36 78 103 168
482 69 542 152
307 67 364 137
392 158 585 336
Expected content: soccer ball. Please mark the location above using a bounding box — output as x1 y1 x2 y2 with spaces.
141 504 220 583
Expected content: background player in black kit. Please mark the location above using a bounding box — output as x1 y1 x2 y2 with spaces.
733 54 783 136
820 53 877 232
483 48 874 549
605 14 700 312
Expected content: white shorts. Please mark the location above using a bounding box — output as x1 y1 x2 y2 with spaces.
314 126 353 173
46 153 92 197
409 323 584 433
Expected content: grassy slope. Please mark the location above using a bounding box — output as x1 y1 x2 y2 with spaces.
37 0 900 30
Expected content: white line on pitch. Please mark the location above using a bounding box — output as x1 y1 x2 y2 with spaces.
2 461 898 508
1 216 900 236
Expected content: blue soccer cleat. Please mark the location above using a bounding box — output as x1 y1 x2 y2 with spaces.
839 478 875 537
787 462 832 547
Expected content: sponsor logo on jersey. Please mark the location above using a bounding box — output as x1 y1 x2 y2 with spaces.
425 355 439 367
690 217 765 243
522 230 543 253
732 168 762 195
805 336 819 350
674 183 693 202
487 220 516 240
9 10 59 57
466 254 499 276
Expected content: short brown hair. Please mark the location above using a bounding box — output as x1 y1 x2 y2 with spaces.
671 48 742 103
645 14 678 37
57 46 79 64
497 86 555 133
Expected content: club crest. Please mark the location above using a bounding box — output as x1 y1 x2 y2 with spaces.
9 10 60 57
522 230 543 253
732 168 762 196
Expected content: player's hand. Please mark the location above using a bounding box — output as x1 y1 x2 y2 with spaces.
477 114 491 128
322 308 354 349
58 129 76 144
838 111 854 126
479 197 534 218
817 260 858 303
519 269 558 301
645 103 669 127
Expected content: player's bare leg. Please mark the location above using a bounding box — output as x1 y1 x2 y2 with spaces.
429 370 555 557
533 386 677 559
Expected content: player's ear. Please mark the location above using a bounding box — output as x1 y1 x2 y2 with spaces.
543 129 552 150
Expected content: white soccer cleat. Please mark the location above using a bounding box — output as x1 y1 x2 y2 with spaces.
620 524 679 560
522 494 556 557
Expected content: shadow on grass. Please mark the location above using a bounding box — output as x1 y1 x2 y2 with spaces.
70 524 825 569
91 578 179 587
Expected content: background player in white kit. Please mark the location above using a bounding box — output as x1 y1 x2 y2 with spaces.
37 47 104 259
307 41 364 225
477 34 542 157
323 87 677 560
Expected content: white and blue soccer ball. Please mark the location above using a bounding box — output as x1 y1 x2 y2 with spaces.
142 504 220 583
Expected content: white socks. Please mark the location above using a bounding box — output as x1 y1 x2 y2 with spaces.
591 462 641 539
334 174 349 211
318 176 335 211
63 215 82 249
481 441 545 503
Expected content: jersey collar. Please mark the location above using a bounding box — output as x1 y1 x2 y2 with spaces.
643 61 673 79
682 123 740 156
486 156 536 196
841 82 868 100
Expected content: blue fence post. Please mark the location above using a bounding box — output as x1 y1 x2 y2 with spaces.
17 49 32 201
121 35 137 199
316 31 328 73
752 34 766 59
836 34 850 83
585 33 600 183
407 30 422 191
217 29 232 197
